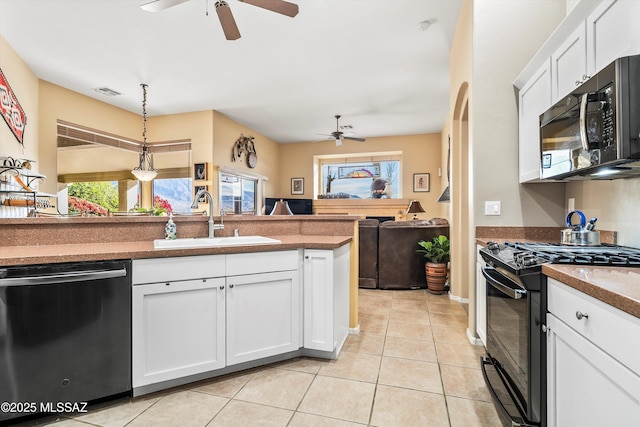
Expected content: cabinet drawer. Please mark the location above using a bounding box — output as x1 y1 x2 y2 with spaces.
132 255 226 284
547 278 640 374
226 250 298 276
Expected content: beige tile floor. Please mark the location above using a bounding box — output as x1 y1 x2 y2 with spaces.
20 289 502 427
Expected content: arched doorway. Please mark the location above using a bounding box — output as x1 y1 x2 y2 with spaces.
450 82 475 340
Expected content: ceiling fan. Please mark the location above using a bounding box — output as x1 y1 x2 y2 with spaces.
141 0 299 40
317 115 366 146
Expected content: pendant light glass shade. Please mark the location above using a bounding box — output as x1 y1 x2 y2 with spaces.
132 84 158 181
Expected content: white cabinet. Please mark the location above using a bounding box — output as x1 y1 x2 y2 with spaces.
546 279 640 426
551 22 587 103
131 246 349 392
132 256 226 388
516 0 640 182
303 245 350 356
475 245 486 346
586 0 638 75
226 270 300 365
518 60 552 183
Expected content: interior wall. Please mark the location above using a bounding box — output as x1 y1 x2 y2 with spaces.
472 0 566 228
211 110 281 206
566 180 640 247
444 0 472 305
0 35 39 168
277 133 442 218
38 81 142 194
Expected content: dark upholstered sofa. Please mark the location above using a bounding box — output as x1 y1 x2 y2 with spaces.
358 218 449 290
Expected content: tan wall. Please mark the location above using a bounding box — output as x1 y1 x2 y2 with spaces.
277 133 442 218
471 0 567 228
38 81 142 194
211 111 281 200
0 35 39 169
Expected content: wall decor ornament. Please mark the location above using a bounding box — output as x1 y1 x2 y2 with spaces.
291 177 304 195
231 134 258 168
194 163 208 180
195 185 209 202
0 68 27 145
413 173 430 192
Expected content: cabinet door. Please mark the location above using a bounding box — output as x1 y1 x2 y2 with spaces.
546 313 640 427
226 270 300 365
586 0 635 76
132 277 226 387
303 250 335 352
551 21 587 102
518 60 551 182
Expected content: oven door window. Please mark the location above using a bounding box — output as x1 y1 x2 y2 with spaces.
485 267 529 407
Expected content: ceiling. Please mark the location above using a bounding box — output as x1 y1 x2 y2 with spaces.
0 0 461 144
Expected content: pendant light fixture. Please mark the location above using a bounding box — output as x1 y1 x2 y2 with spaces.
131 84 158 181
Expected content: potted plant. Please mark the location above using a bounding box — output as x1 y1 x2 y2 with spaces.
416 235 450 294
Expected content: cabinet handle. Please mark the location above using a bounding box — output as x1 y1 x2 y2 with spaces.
575 80 582 86
219 285 224 290
582 74 590 81
575 311 589 320
305 256 309 259
229 284 234 289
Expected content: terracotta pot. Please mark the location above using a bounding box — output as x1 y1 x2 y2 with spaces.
425 262 447 295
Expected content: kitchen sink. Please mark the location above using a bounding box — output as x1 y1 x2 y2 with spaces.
153 235 281 249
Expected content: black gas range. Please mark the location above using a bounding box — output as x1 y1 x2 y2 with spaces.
481 241 640 286
479 241 640 427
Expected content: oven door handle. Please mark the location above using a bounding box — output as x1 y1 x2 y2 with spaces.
482 266 526 300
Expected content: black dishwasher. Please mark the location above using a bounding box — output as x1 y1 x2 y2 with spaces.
0 260 132 424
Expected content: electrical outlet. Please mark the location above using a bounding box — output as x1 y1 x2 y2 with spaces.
485 201 501 216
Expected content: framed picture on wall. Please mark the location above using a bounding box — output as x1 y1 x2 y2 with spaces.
195 185 208 202
194 163 208 181
413 173 430 192
291 178 304 195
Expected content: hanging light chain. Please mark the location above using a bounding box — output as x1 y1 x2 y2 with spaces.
141 83 148 145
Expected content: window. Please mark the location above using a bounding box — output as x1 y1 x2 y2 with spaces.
220 172 257 214
320 157 401 199
154 177 193 213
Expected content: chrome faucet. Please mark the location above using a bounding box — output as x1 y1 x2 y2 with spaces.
191 189 224 238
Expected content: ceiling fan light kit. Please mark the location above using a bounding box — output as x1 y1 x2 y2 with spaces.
142 0 298 40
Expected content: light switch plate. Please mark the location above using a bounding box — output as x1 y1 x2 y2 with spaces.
485 201 501 216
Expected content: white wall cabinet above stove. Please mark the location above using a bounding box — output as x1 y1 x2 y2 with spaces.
516 0 640 182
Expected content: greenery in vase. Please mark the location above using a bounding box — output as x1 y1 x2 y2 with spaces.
416 235 450 263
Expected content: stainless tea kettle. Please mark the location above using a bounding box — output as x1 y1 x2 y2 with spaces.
561 210 600 245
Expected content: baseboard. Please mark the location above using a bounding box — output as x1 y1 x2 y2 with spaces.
466 328 483 346
447 291 469 304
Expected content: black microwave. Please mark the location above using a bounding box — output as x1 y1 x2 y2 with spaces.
539 54 640 180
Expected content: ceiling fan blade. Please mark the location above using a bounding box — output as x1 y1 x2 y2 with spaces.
215 1 241 40
238 0 299 17
343 136 366 142
140 0 189 12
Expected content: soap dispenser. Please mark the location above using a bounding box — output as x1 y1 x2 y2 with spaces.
164 213 177 240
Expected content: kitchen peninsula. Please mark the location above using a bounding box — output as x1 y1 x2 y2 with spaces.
0 215 358 402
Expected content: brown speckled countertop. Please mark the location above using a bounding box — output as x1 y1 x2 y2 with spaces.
0 234 352 267
543 264 640 318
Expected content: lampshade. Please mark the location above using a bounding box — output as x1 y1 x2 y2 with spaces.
436 186 450 203
270 199 293 215
406 200 425 219
132 84 158 182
